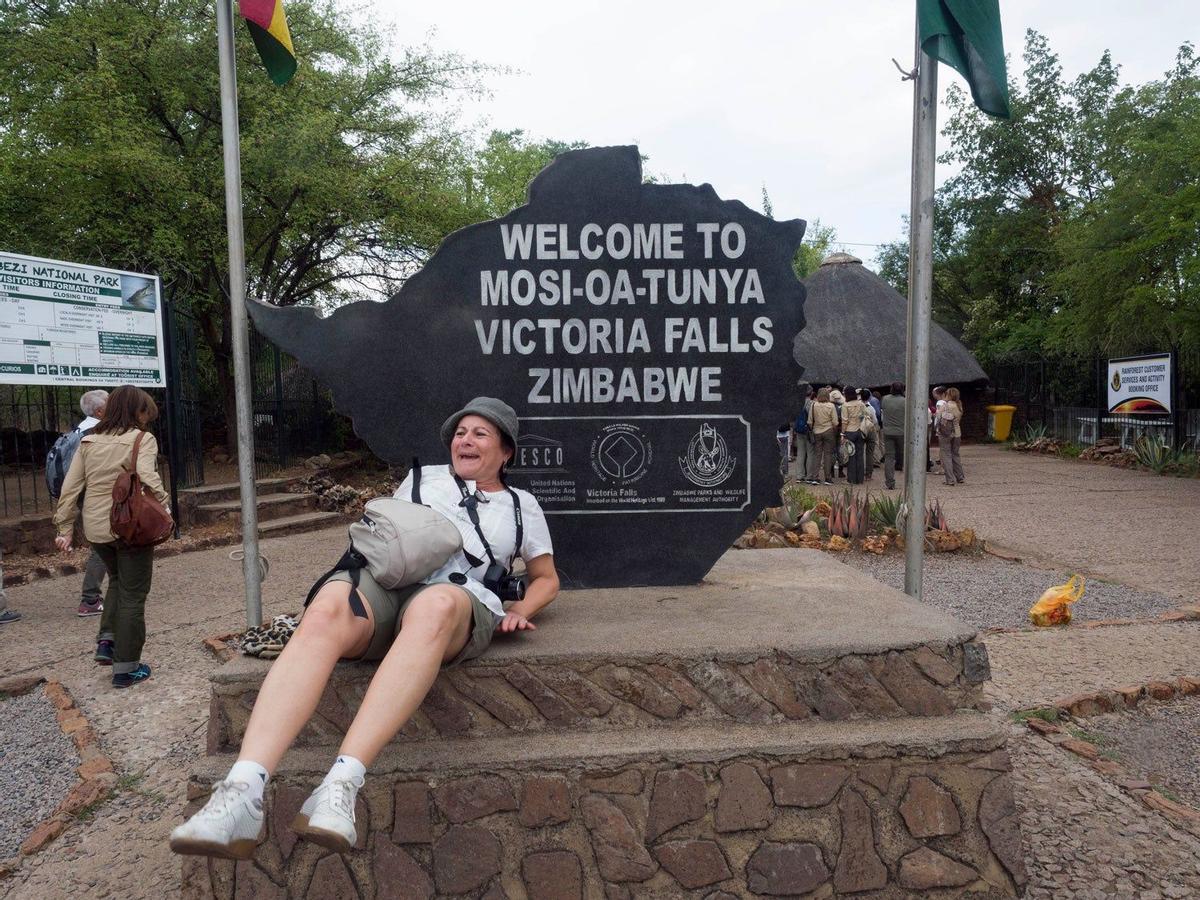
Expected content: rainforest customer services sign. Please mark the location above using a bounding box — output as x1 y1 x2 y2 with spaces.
1107 353 1172 415
0 251 167 388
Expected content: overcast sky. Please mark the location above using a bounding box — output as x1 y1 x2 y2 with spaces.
379 1 1195 269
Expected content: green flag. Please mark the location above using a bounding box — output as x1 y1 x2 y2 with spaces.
918 0 1011 118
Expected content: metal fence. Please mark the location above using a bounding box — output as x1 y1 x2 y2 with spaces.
989 349 1200 450
0 384 174 519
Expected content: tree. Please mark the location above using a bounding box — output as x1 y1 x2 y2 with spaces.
464 130 588 219
760 187 837 280
0 0 493 448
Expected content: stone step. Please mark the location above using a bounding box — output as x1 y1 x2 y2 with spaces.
191 491 318 527
256 510 346 539
207 550 991 754
183 711 1024 898
179 476 299 507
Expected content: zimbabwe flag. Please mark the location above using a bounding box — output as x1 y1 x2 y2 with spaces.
239 0 297 85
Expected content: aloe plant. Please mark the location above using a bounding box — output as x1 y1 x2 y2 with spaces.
1132 434 1171 473
826 490 871 541
870 493 903 530
925 498 949 531
1020 422 1048 444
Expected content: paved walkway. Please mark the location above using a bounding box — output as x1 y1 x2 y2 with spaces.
806 443 1200 602
1 444 1198 897
0 529 339 899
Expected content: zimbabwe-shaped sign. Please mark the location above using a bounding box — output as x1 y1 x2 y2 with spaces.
250 146 806 588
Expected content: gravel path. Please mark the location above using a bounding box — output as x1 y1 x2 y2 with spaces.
0 690 80 859
983 622 1200 710
1087 696 1200 809
836 551 1183 630
1011 727 1200 899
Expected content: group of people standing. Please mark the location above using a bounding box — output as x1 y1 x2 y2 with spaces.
782 382 966 488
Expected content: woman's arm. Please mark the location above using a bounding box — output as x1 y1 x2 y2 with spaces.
499 553 559 633
53 445 87 540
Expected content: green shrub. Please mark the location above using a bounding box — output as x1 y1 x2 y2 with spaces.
780 481 819 523
870 493 903 530
1059 443 1083 459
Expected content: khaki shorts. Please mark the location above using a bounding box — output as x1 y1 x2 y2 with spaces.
323 570 497 665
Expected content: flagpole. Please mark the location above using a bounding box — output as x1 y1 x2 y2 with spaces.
216 0 264 627
903 26 938 599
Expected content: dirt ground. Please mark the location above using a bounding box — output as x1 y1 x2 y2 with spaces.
0 444 1198 897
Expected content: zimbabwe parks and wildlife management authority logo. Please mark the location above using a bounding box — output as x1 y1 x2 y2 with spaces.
678 422 737 487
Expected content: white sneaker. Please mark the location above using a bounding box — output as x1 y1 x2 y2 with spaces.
169 781 265 860
292 776 362 853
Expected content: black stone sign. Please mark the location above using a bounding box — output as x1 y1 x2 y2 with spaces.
249 146 806 588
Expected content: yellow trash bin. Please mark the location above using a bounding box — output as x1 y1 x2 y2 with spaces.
986 405 1017 441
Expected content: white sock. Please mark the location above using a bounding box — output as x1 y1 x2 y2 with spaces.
226 760 269 801
324 754 366 785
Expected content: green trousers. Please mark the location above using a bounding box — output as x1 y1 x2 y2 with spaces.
93 542 155 674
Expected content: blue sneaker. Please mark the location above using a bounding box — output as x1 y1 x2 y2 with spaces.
94 640 114 665
112 663 152 689
0 610 21 625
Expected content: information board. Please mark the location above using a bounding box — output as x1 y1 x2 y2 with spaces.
1107 353 1172 415
0 251 166 387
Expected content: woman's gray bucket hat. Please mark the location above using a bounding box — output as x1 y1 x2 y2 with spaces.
441 397 519 448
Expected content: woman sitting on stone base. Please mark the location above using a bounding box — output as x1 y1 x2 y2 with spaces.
170 397 559 858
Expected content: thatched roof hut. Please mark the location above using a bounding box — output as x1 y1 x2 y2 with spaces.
794 252 987 388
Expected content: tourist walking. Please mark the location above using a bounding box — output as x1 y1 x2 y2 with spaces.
794 385 814 482
939 387 966 484
170 397 559 860
53 386 168 688
809 387 838 485
880 383 906 490
840 387 868 485
47 389 110 617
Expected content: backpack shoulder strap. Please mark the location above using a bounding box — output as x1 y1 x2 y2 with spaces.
410 457 422 505
128 431 146 472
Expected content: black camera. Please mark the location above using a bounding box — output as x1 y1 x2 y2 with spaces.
483 562 527 602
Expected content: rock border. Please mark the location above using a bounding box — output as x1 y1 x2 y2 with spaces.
0 676 118 865
1018 678 1200 838
202 633 239 663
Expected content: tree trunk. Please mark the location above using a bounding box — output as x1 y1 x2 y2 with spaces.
197 299 240 457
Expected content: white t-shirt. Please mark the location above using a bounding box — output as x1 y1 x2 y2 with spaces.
395 465 554 621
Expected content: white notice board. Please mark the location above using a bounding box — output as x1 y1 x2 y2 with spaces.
0 251 166 388
1107 353 1172 415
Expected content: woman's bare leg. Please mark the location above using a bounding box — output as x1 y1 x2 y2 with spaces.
237 581 374 774
337 585 473 766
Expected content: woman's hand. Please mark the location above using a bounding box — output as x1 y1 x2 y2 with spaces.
498 612 536 633
54 535 72 553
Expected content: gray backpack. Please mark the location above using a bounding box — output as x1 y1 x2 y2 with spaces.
304 468 462 617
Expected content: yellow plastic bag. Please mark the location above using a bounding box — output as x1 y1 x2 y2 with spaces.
1029 575 1085 626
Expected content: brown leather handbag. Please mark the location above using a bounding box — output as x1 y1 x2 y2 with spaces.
110 431 174 547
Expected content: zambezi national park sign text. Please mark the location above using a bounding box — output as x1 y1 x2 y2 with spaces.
250 146 807 587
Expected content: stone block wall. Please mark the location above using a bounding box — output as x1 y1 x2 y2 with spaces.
181 746 1025 898
208 643 991 754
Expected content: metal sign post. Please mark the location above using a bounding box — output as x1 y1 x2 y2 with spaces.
903 39 938 600
216 0 264 627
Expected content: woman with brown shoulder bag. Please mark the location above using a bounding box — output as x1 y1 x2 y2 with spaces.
54 385 171 688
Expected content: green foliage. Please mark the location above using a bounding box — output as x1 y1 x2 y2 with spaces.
1132 434 1173 473
792 220 839 280
780 480 819 521
869 493 903 530
0 0 585 447
1059 442 1083 459
1019 422 1048 444
884 31 1200 362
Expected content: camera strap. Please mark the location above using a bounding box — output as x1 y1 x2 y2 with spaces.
452 468 522 569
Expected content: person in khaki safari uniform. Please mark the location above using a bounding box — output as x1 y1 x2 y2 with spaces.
54 385 169 688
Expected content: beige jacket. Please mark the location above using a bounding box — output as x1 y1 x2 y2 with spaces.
55 429 169 544
841 400 868 434
810 401 839 434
